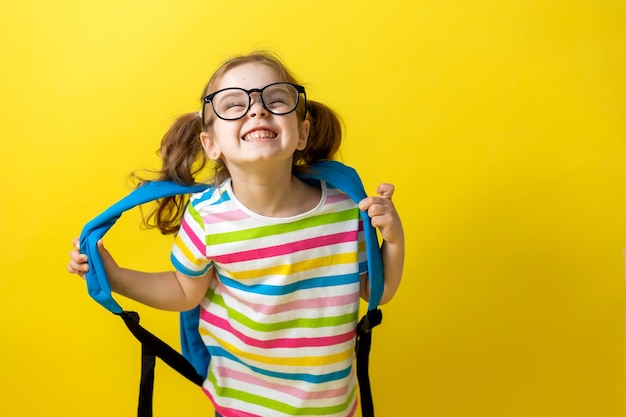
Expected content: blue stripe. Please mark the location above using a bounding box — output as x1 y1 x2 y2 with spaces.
193 187 230 205
208 346 353 384
170 253 210 277
218 272 359 296
359 260 367 275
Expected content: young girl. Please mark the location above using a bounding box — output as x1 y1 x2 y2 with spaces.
68 51 404 417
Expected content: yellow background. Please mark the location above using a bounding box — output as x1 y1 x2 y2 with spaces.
1 1 625 416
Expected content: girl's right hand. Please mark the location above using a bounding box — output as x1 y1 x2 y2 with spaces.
67 237 89 279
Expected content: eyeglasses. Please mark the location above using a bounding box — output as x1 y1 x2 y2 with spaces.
202 82 306 121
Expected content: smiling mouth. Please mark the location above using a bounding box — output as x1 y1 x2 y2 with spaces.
242 129 277 142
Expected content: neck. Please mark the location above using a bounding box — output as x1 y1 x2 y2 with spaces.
227 163 311 217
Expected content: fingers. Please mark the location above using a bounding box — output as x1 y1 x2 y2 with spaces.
376 183 395 199
68 237 88 279
368 207 394 229
359 195 395 227
68 249 89 272
357 183 403 244
66 261 86 279
358 183 395 211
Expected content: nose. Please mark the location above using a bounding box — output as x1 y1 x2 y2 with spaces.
247 93 267 118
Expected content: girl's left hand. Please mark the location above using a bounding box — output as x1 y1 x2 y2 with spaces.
358 183 404 244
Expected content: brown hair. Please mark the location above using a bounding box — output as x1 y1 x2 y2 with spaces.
136 51 343 235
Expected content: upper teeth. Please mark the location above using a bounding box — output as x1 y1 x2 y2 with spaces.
243 130 276 141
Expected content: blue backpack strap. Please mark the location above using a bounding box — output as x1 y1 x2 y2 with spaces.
302 160 384 310
180 306 210 379
80 181 209 314
79 181 209 417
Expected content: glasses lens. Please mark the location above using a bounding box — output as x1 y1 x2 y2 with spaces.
262 84 299 115
212 89 249 120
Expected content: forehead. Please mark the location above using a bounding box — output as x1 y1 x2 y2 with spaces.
216 62 284 91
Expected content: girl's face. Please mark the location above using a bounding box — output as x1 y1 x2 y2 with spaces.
200 62 309 174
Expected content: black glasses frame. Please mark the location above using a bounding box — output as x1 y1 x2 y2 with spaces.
201 82 307 122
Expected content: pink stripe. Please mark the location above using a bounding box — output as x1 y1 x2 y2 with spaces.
201 309 355 349
218 282 359 315
326 192 351 204
214 366 350 400
181 218 206 254
203 209 249 224
214 231 357 264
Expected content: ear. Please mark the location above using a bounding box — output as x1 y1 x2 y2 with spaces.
200 132 221 160
297 119 310 151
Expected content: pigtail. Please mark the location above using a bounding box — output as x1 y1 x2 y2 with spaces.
157 112 206 184
132 112 207 235
295 100 343 166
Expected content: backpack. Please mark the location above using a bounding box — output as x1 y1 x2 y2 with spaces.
80 160 384 417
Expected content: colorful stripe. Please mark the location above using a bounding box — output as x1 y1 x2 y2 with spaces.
204 347 353 383
213 366 351 400
216 283 359 315
213 231 357 264
200 310 356 349
205 209 357 246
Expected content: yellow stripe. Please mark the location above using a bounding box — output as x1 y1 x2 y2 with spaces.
222 252 358 280
200 330 355 366
174 236 205 266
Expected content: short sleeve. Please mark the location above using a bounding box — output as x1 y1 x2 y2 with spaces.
170 200 213 277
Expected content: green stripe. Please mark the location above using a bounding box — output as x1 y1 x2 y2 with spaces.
188 203 205 229
209 369 356 415
208 289 357 332
206 208 357 246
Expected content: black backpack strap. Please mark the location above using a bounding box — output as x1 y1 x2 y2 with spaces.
356 308 383 417
120 311 204 417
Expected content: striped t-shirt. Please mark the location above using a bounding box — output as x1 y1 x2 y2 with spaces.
171 178 367 417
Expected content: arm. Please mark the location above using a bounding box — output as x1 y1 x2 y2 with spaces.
358 183 405 305
68 238 212 312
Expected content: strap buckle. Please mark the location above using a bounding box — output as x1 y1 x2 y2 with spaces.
359 308 383 334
